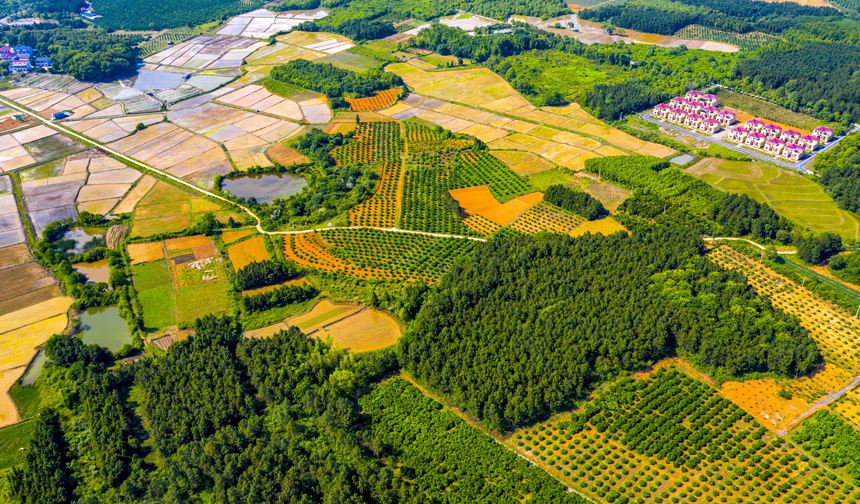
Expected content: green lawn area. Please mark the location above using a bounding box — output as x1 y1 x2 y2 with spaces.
687 158 860 241
527 168 577 191
317 50 382 73
133 260 176 329
0 420 36 471
174 260 231 325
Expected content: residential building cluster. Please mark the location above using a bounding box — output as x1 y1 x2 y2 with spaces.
651 90 835 162
0 45 51 74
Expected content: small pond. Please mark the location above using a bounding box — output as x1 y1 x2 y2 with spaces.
20 350 46 386
62 227 105 254
79 306 132 353
73 259 110 284
222 173 308 204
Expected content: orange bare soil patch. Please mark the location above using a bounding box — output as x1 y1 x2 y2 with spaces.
221 228 255 245
265 143 308 166
165 235 216 255
449 185 543 226
721 106 809 135
227 236 269 271
721 379 811 433
128 242 165 265
570 217 627 237
323 122 358 135
346 88 402 112
284 232 391 281
349 162 403 227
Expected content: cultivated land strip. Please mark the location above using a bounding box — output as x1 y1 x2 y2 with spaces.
0 94 484 243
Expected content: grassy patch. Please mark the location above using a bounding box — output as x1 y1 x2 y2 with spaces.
8 384 41 421
498 50 618 104
0 420 35 471
527 168 577 191
714 88 831 131
133 260 176 329
174 260 231 324
317 50 382 72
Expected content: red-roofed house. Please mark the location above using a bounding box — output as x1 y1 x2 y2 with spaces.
685 90 704 101
728 126 749 143
684 113 703 129
669 108 687 123
781 144 804 162
717 110 736 126
9 59 31 73
670 96 686 108
762 124 782 138
799 134 819 153
746 132 767 149
700 118 721 134
701 106 719 118
652 103 671 119
685 101 703 114
765 137 786 155
701 94 718 107
779 129 801 142
813 126 833 143
0 47 14 61
745 118 764 132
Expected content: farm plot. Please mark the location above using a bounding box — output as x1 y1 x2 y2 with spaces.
687 158 860 241
509 202 585 235
217 8 328 39
0 86 101 119
509 368 858 504
714 88 825 132
265 142 308 166
20 168 86 238
0 243 61 316
709 245 860 431
284 228 479 283
65 113 164 143
439 12 499 32
0 124 83 172
144 34 266 72
491 149 556 175
107 121 232 188
384 64 674 160
130 181 239 237
131 235 231 328
0 296 71 427
0 178 24 248
675 25 780 51
333 121 403 165
226 235 269 271
215 84 305 121
60 153 142 215
346 88 402 112
450 151 531 201
10 74 93 96
832 387 860 428
349 162 403 227
449 185 544 227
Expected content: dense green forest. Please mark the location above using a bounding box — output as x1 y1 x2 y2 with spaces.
0 26 140 80
581 0 840 35
92 0 266 30
829 250 860 285
9 315 583 502
543 184 607 220
401 225 819 431
814 132 860 213
586 155 793 241
269 60 403 106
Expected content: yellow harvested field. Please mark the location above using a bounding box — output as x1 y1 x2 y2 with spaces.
721 379 811 433
491 150 556 175
222 228 255 245
266 143 308 166
165 235 215 254
286 299 362 334
570 217 627 237
242 277 308 297
316 309 402 353
449 185 543 226
128 242 165 265
0 367 23 427
0 310 69 372
0 297 71 336
227 236 269 271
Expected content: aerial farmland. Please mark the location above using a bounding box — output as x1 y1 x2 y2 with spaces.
1 0 860 502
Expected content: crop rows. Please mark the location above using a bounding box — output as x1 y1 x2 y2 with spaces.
511 369 859 504
832 388 860 428
401 165 473 235
404 121 474 154
348 161 403 227
139 26 207 57
509 202 585 235
450 151 531 200
346 88 402 112
675 25 780 51
284 229 478 283
463 215 502 236
333 121 403 165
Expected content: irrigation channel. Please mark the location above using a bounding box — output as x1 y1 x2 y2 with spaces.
0 95 486 243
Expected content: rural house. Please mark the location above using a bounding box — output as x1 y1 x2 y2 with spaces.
779 129 801 142
34 57 52 68
700 118 721 134
9 59 32 73
781 144 804 161
0 47 14 61
717 110 736 126
764 137 785 155
812 126 833 143
745 132 767 149
652 103 671 119
745 118 764 132
799 134 819 153
762 123 782 138
728 126 749 143
684 113 703 129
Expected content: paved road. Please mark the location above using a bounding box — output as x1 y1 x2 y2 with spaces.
781 374 860 436
0 94 485 243
641 114 859 174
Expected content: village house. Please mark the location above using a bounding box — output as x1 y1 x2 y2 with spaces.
728 126 749 143
13 46 33 59
779 129 801 142
781 144 804 162
9 59 32 73
701 106 719 118
670 96 686 108
34 57 51 68
717 110 736 126
813 126 833 143
700 118 721 134
652 104 671 119
684 113 703 129
685 90 704 102
668 108 687 123
685 101 703 114
701 93 718 107
746 132 767 149
0 47 14 61
799 134 819 153
745 118 764 133
762 123 782 138
764 137 786 155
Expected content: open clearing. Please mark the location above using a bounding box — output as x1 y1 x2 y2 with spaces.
217 8 329 39
226 235 269 271
491 150 556 175
687 158 860 241
449 185 543 226
0 244 62 316
130 181 239 238
248 299 402 353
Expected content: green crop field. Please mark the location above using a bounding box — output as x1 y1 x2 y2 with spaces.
675 25 780 51
686 158 860 241
0 421 35 471
174 259 231 324
132 260 176 329
714 89 829 131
